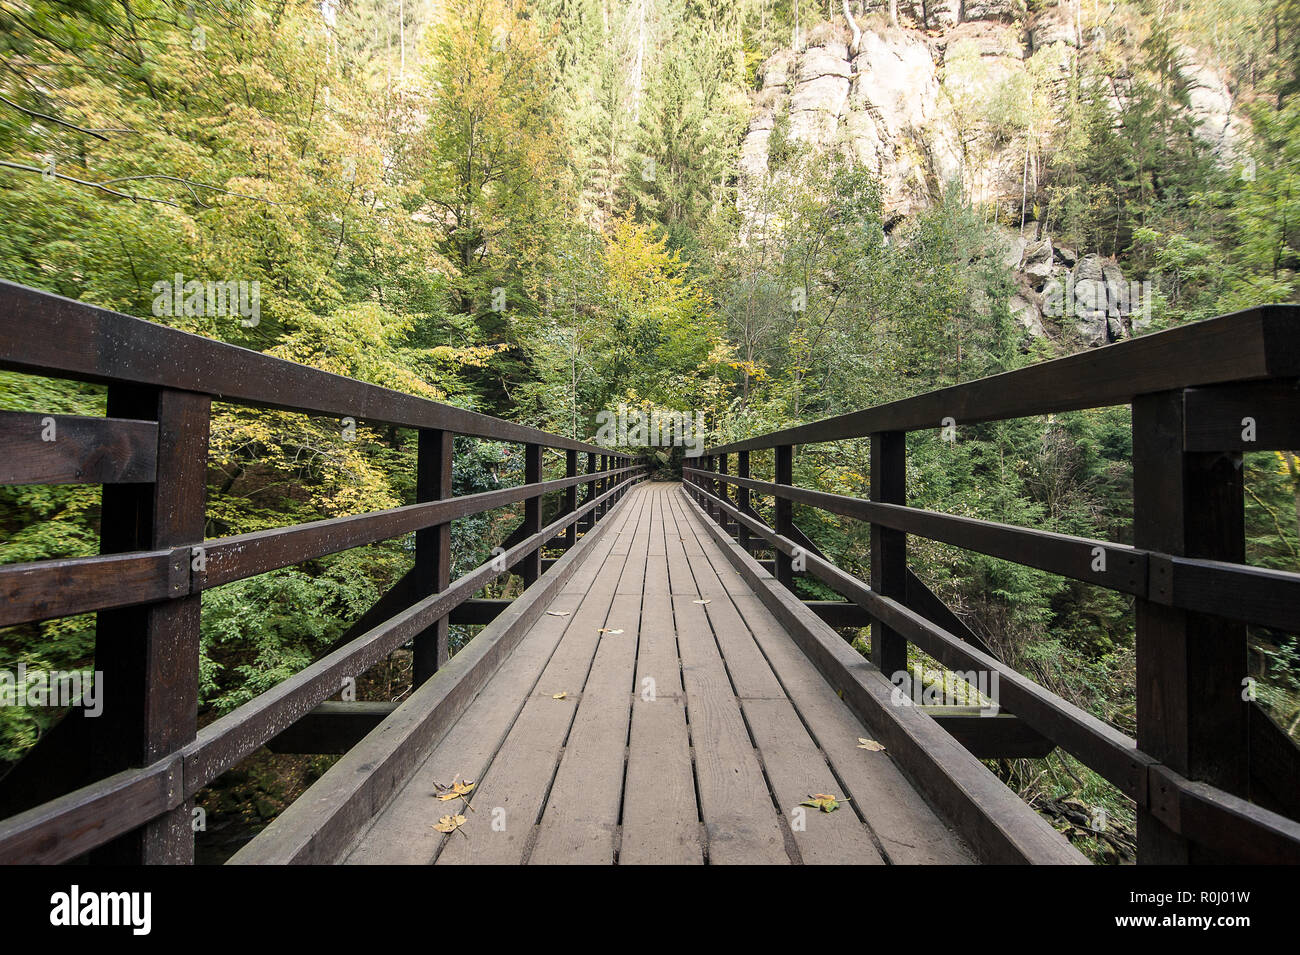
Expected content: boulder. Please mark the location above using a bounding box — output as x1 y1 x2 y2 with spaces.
1010 293 1046 337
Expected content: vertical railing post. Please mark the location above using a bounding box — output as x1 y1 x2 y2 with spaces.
564 449 578 549
870 431 907 678
598 454 608 519
774 444 794 591
737 450 751 555
92 386 209 864
582 451 597 531
705 455 717 521
414 428 454 685
717 453 730 530
522 443 543 585
1132 391 1247 863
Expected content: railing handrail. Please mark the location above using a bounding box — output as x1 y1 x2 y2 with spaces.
0 279 630 458
708 304 1300 455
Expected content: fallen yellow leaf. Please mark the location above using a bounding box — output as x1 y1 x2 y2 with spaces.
434 778 476 801
857 738 886 752
433 813 467 833
801 793 847 813
552 692 567 700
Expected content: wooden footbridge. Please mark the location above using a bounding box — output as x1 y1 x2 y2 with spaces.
1 281 1299 864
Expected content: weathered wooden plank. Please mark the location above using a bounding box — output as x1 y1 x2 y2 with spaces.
0 757 181 865
341 593 585 865
0 411 157 485
191 480 631 796
679 496 975 865
669 494 784 700
621 699 702 864
230 488 638 864
344 495 642 864
681 487 1087 865
672 593 788 864
529 592 641 864
92 387 209 864
742 699 885 864
1133 390 1248 864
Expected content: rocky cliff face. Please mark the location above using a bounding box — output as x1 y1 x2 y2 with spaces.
739 2 1242 220
738 1 1243 345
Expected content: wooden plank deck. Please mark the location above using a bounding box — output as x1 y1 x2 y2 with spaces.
341 481 975 865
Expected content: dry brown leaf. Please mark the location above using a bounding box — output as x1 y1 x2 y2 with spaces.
545 610 571 617
857 738 886 752
693 599 711 604
597 627 624 634
552 692 567 700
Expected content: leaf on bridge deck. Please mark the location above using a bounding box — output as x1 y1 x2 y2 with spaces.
693 599 711 605
857 738 886 752
552 692 568 699
433 814 467 835
546 610 571 617
434 778 476 802
801 794 847 813
598 628 624 634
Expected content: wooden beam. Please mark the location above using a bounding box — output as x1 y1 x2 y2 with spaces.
1133 390 1248 863
709 304 1300 454
871 431 906 678
564 449 578 549
925 707 1056 759
181 476 629 797
91 386 209 864
522 444 542 586
774 445 794 591
0 280 628 457
687 469 1146 595
448 598 511 625
413 428 453 684
1248 702 1300 822
1183 379 1300 451
265 702 398 755
0 411 157 484
689 480 1151 799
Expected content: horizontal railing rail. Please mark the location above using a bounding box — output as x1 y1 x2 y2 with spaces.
707 304 1300 455
687 303 1300 864
0 280 646 864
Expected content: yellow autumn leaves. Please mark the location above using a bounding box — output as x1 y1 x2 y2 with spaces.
433 778 476 836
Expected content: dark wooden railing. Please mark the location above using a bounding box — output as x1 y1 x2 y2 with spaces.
685 303 1300 864
0 281 644 864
